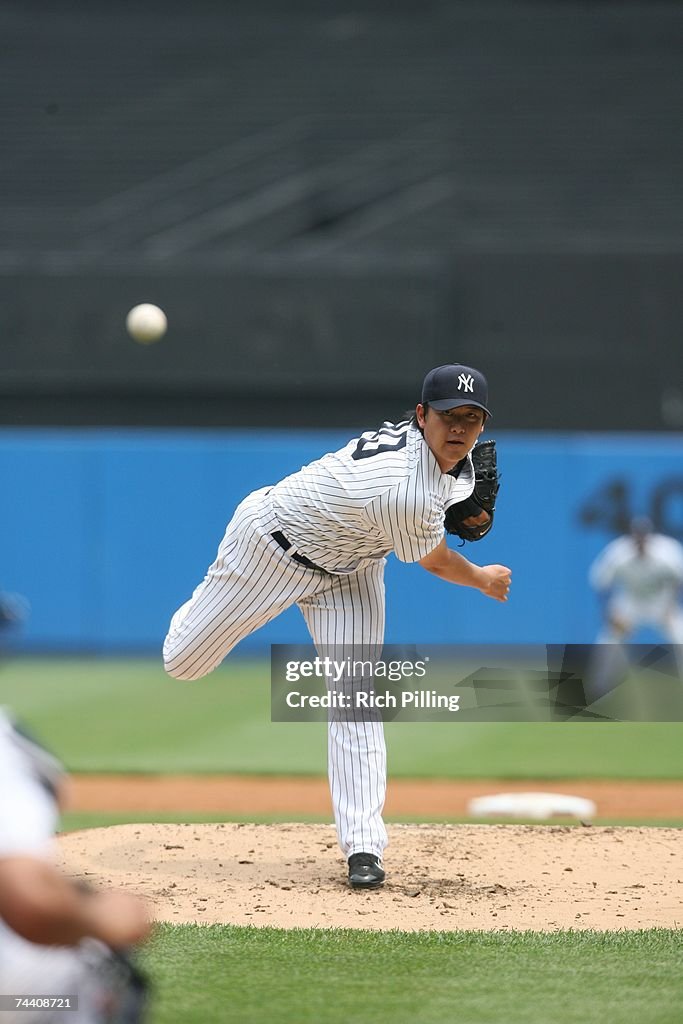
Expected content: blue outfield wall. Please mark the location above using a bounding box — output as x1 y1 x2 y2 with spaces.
0 428 682 653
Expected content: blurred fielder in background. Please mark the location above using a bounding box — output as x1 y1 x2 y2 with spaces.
590 517 683 645
0 709 150 1023
588 517 683 695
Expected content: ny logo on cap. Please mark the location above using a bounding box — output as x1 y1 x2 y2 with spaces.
457 373 474 393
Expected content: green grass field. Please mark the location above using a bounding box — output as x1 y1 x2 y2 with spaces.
141 926 683 1024
2 656 682 778
59 812 683 834
3 656 682 1024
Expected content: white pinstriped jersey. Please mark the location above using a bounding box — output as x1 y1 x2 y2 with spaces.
270 421 475 574
164 421 483 857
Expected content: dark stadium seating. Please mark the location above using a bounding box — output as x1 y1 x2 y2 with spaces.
1 1 682 428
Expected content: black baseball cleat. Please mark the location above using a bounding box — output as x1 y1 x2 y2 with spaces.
348 853 385 890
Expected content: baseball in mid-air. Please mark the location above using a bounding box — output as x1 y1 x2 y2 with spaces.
126 303 168 344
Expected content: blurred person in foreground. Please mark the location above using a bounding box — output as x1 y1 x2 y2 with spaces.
0 709 151 1023
588 517 683 695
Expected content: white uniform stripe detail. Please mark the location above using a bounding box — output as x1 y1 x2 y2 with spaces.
269 423 474 572
164 424 475 860
298 560 387 857
164 490 326 680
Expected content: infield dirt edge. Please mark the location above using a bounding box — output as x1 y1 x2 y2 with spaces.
58 821 683 933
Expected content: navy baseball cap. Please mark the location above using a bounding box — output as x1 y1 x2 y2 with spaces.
421 364 491 417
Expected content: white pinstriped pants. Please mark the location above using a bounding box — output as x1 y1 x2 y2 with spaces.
163 487 388 860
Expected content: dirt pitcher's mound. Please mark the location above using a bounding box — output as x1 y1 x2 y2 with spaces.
58 823 683 932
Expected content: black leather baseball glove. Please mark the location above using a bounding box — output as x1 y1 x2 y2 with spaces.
444 439 500 542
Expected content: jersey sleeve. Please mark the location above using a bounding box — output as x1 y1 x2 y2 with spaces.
365 479 445 563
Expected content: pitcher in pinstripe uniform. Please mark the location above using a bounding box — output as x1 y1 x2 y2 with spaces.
164 364 511 889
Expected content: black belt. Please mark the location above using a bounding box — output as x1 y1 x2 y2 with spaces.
271 530 326 572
